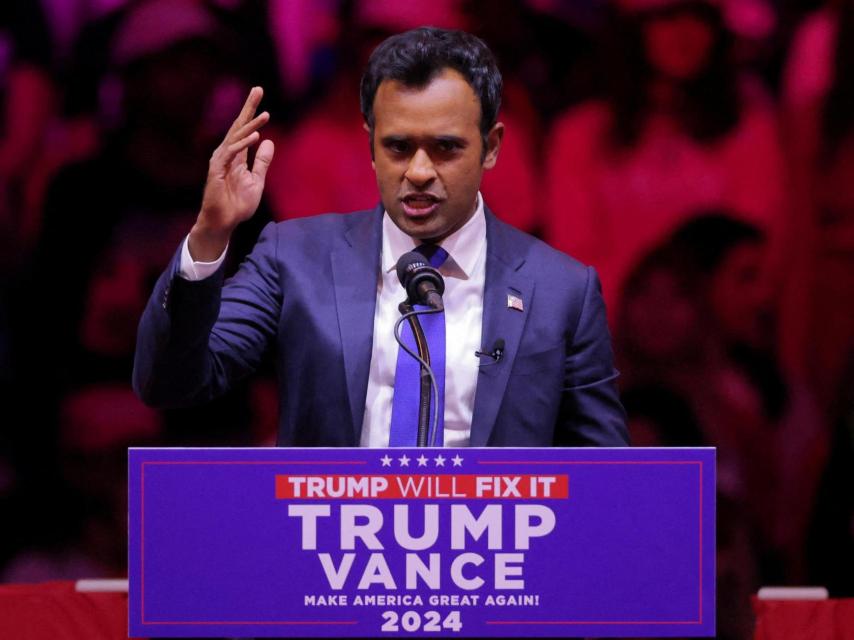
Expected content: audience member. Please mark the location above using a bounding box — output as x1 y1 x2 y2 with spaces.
6 0 268 580
0 2 55 263
615 241 753 506
670 213 827 582
782 0 854 413
19 0 267 385
463 0 602 123
615 241 758 638
545 0 785 312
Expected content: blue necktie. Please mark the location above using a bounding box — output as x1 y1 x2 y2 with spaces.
389 244 448 447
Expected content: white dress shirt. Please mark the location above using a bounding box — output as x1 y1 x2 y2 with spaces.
178 194 487 448
360 195 486 448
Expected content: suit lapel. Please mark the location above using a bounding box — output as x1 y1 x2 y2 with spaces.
331 206 383 444
469 211 534 446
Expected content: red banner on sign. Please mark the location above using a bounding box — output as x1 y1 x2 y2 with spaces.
274 474 569 500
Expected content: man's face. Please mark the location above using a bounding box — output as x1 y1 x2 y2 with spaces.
709 241 773 348
623 269 700 361
370 68 503 242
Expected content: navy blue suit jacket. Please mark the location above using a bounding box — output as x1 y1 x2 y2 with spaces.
133 206 628 447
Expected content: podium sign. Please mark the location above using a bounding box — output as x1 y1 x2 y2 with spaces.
129 447 715 637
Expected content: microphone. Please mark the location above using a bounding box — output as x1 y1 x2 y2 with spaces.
396 251 445 310
475 338 505 363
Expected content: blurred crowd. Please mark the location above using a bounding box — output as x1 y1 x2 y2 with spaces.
0 0 853 636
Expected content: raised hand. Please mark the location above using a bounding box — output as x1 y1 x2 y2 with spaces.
189 86 275 261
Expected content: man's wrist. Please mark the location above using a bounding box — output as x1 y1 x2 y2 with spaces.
188 218 233 262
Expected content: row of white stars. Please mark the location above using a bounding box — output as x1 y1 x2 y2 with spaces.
380 454 463 467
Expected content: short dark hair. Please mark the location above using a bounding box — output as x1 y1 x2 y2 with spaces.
669 212 764 272
360 27 502 152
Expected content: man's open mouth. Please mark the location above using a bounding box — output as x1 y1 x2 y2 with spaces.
401 194 442 217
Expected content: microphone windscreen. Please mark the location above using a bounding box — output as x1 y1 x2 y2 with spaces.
395 251 445 306
395 252 430 289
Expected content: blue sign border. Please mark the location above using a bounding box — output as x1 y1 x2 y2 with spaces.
129 447 715 637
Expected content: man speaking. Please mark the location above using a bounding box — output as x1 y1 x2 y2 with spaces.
133 27 628 448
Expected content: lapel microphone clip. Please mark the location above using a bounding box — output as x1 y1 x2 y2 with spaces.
475 338 505 364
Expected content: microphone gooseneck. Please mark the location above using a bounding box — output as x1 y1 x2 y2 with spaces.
393 250 446 446
394 304 443 447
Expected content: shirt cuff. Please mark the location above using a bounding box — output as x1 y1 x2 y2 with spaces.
178 234 227 281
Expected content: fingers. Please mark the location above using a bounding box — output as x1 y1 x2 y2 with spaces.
226 131 260 157
211 88 271 172
232 111 269 166
211 131 257 173
226 86 264 138
251 139 275 181
216 133 274 178
231 111 270 144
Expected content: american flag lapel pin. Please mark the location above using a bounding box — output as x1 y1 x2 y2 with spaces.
507 293 524 312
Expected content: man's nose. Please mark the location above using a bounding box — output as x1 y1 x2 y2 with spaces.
404 148 437 186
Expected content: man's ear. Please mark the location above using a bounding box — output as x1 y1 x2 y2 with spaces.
364 122 376 167
482 122 504 169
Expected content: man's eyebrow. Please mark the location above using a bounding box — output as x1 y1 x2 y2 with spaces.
378 134 468 145
434 135 467 146
379 134 410 144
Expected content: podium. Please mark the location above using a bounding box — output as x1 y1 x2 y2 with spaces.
128 447 716 637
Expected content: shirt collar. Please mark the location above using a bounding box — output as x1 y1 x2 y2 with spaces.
381 192 486 279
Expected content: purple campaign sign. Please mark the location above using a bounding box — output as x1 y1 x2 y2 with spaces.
128 447 715 637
